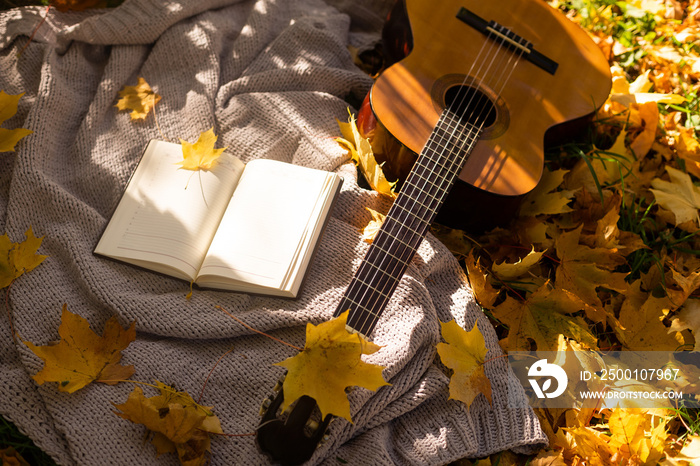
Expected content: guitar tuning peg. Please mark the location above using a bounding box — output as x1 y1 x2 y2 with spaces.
259 396 273 416
273 380 283 392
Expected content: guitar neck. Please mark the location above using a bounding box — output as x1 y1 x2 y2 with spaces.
333 108 483 336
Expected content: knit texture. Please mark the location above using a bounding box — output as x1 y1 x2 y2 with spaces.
0 1 547 464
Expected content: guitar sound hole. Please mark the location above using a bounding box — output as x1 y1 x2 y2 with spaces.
444 85 497 128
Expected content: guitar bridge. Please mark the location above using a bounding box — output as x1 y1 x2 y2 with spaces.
456 7 558 75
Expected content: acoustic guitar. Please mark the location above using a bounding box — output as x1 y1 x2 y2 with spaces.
359 0 611 231
257 0 611 463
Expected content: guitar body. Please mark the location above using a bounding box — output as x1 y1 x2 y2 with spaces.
359 0 611 231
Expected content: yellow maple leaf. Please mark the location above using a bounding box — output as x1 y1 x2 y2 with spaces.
650 165 700 226
607 409 667 465
115 77 162 121
615 279 685 350
178 128 226 171
113 381 222 466
336 111 396 197
274 310 390 422
464 250 499 308
360 207 385 243
519 168 576 216
554 225 629 320
0 91 32 153
491 246 544 280
492 283 599 351
609 70 686 107
24 304 136 393
0 227 48 290
436 319 492 408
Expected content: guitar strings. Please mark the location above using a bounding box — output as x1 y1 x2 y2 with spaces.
342 23 530 337
340 33 499 331
345 26 528 336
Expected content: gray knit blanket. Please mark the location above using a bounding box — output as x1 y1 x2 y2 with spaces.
0 1 546 464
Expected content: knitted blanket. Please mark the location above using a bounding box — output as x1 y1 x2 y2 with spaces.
0 1 546 464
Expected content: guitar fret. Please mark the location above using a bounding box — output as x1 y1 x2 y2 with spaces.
405 172 451 199
366 241 411 268
353 277 392 301
341 296 379 320
335 107 485 337
362 259 402 281
392 203 431 230
374 227 415 257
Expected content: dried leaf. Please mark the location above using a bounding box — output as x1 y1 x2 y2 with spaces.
178 128 226 171
491 247 544 280
650 165 700 226
519 168 576 216
275 310 390 422
337 111 396 197
555 225 629 320
113 381 222 466
607 409 667 465
609 70 686 107
24 304 135 393
0 447 30 466
669 300 700 350
360 207 385 243
0 91 32 153
676 127 700 179
492 283 599 351
616 279 684 350
464 250 499 308
436 319 492 408
0 227 48 290
115 77 161 121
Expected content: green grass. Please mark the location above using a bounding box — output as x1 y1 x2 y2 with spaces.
1 415 57 466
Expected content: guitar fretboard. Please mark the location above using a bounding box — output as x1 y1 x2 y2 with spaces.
333 107 484 336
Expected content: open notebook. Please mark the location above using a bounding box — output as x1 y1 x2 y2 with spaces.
95 140 342 297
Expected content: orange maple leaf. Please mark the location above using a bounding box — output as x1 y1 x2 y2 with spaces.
0 91 32 153
274 310 390 422
115 77 161 121
178 128 226 171
24 304 136 393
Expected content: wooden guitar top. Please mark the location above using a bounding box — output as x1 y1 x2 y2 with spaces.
371 0 611 196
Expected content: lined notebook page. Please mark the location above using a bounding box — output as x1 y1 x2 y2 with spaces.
198 159 332 290
95 140 245 280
